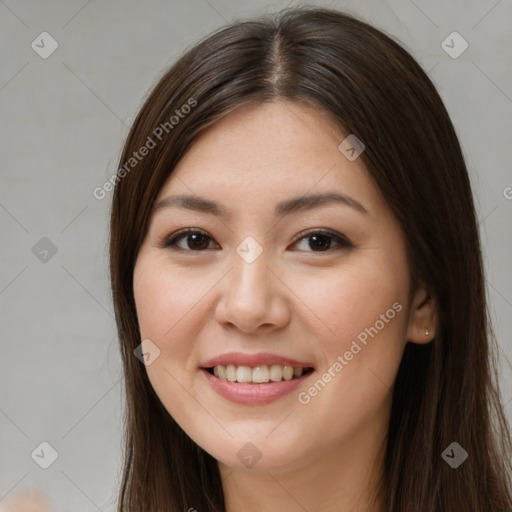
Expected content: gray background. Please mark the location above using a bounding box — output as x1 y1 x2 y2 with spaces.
1 0 511 510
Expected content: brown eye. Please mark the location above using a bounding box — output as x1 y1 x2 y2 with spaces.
291 229 352 252
162 228 352 253
163 229 218 251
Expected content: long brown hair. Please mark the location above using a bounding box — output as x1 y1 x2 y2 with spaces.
109 6 512 511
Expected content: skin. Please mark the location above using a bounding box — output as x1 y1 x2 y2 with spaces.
133 100 437 512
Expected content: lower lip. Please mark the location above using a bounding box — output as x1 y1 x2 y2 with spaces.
200 368 314 405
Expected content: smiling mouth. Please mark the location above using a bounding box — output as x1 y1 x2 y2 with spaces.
205 364 314 384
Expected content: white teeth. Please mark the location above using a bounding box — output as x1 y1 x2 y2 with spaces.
283 365 294 381
226 364 236 382
236 365 252 383
210 364 309 383
252 366 269 383
269 364 283 381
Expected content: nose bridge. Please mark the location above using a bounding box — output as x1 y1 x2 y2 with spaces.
215 234 289 332
230 235 272 301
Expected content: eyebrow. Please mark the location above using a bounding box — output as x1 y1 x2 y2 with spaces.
152 192 368 218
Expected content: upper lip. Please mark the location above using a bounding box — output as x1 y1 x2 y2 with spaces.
200 352 315 369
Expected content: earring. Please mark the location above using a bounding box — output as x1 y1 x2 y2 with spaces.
425 329 429 336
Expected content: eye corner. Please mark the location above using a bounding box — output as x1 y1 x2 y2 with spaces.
158 228 218 252
291 228 353 253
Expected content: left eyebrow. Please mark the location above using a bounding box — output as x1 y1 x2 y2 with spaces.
152 192 369 219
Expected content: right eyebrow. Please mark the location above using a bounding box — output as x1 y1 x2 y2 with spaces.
152 191 368 219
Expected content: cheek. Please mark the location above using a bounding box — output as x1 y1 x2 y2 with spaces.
132 256 209 423
292 259 408 347
133 255 228 385
290 258 409 413
133 257 210 340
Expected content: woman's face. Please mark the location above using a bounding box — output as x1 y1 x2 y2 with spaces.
133 100 432 474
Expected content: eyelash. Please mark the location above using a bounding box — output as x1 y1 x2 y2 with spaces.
160 228 353 253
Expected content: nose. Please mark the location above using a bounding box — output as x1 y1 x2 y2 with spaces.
214 246 291 334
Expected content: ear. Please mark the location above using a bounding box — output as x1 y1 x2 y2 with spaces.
406 281 438 344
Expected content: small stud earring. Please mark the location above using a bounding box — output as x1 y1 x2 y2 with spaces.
425 329 429 336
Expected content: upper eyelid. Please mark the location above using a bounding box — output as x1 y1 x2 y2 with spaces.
163 227 351 249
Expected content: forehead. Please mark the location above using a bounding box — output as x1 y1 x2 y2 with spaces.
155 100 382 217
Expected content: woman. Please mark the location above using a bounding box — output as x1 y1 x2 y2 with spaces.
109 6 512 511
